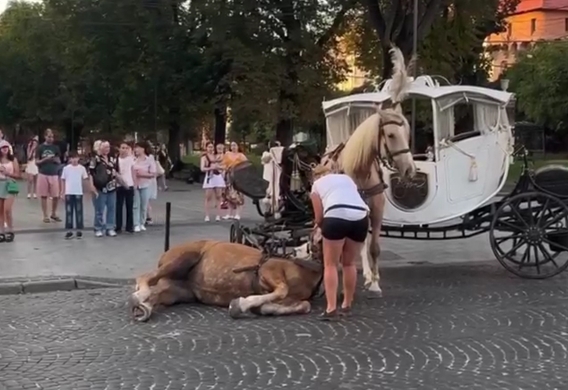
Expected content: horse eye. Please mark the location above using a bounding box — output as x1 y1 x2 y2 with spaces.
387 134 395 139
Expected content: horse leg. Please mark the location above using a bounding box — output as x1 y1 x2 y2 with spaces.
365 193 385 297
228 282 289 319
130 278 195 322
252 299 311 316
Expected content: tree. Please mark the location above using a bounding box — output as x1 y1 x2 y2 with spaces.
507 42 568 130
353 0 519 81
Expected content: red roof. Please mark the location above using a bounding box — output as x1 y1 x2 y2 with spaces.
516 0 568 13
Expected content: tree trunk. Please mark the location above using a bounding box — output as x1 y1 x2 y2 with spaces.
276 117 293 147
214 102 227 146
167 106 181 162
381 45 394 81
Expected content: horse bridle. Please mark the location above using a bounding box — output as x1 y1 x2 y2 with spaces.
377 118 412 171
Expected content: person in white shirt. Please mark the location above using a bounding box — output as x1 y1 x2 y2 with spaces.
310 164 369 321
60 151 89 239
116 142 135 233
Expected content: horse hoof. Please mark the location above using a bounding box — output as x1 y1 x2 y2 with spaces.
299 301 311 314
132 305 151 322
365 290 383 299
228 298 243 319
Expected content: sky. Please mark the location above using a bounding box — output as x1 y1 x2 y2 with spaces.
0 0 39 14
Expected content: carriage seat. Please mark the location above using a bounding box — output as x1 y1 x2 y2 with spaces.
534 165 568 198
448 130 481 143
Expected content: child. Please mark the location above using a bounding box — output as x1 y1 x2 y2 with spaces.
60 151 89 239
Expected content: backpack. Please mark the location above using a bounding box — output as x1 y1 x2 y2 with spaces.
92 160 110 189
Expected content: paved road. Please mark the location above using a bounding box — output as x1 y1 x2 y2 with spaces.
1 263 567 390
3 224 499 280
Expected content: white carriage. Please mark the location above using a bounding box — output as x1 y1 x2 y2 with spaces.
323 75 568 280
323 75 514 226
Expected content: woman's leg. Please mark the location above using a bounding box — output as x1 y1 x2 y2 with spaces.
0 199 5 237
214 188 223 219
105 191 117 234
341 238 364 309
139 188 150 229
92 193 104 235
4 196 15 239
322 237 345 314
27 173 33 197
204 189 212 220
133 188 141 229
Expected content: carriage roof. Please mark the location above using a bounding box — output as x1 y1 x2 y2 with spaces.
322 75 514 112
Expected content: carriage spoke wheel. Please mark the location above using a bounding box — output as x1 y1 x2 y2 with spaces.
490 191 568 279
229 220 243 244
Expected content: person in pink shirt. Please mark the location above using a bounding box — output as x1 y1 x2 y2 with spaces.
132 141 156 232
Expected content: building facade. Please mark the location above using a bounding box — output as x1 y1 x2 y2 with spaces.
485 0 568 80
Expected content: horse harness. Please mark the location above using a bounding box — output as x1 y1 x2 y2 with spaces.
232 248 324 298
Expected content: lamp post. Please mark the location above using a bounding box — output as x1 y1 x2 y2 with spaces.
410 0 418 153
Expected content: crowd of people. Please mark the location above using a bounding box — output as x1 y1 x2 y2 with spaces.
200 141 247 222
0 128 171 242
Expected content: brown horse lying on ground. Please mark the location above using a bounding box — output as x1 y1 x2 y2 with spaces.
130 237 323 321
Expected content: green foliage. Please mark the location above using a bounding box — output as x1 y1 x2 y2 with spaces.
344 0 519 82
0 0 352 147
507 42 568 130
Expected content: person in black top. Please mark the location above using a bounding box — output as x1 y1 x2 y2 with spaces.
88 140 119 237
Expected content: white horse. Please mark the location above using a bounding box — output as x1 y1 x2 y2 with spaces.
320 46 416 296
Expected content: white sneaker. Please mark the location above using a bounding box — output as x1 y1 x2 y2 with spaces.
33 194 37 199
204 216 210 222
27 194 31 199
234 215 241 220
95 231 103 237
222 215 232 220
107 230 117 237
140 225 146 231
215 216 221 222
134 225 141 232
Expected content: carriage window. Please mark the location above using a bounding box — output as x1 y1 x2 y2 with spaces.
325 106 376 148
401 98 434 155
473 103 500 133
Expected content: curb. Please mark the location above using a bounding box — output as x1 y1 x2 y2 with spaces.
0 276 134 296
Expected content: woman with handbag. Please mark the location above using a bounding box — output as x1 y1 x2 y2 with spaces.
0 140 21 242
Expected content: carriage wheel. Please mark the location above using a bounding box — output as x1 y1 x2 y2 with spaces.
489 191 568 279
229 220 243 244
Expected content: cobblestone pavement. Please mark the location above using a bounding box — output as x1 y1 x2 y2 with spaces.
1 263 567 390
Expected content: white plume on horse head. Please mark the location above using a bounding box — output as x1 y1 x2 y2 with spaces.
386 45 413 104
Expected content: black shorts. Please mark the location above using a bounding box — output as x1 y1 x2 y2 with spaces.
320 217 369 243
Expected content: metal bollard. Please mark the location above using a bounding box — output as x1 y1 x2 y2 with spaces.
164 202 171 252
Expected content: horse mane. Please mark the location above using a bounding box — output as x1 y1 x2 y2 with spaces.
340 113 380 180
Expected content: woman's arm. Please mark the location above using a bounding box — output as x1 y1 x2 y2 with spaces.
310 192 324 226
8 159 20 179
200 156 211 172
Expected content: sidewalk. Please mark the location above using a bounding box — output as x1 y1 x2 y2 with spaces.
11 180 263 233
1 223 498 280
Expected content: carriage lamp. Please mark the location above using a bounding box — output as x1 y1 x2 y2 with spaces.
500 78 510 91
